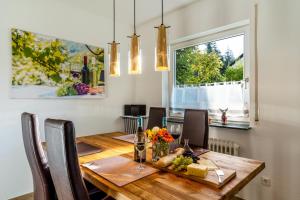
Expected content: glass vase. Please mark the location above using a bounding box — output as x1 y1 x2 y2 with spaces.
152 142 170 162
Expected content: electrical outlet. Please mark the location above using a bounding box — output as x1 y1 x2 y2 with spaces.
261 176 271 187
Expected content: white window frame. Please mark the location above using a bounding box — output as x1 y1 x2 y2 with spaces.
162 20 251 123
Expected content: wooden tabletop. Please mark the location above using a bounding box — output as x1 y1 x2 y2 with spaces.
78 132 265 200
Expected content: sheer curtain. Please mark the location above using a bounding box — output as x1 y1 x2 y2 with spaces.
171 82 249 120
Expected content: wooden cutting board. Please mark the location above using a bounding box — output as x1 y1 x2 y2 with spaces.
112 134 135 144
153 164 236 188
82 156 159 187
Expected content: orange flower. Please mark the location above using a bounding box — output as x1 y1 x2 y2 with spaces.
146 128 174 144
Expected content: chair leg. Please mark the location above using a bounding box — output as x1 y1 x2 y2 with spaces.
84 179 115 200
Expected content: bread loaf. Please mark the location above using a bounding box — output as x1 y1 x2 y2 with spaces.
155 148 185 168
155 154 177 168
174 148 185 156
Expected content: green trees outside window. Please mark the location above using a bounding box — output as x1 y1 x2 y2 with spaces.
175 39 244 86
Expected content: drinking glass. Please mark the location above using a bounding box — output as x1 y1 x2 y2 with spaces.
169 124 180 152
171 124 181 144
134 135 146 170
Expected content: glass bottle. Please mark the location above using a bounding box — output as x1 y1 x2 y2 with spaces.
81 56 90 85
183 139 194 153
90 57 98 88
134 117 146 162
162 116 167 129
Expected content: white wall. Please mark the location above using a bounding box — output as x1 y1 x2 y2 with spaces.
136 0 300 200
1 0 300 199
0 0 134 198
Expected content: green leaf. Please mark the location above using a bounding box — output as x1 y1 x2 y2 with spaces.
50 73 62 83
23 47 32 57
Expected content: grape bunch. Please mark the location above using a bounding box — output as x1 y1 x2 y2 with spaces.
56 84 78 97
74 83 89 95
172 156 193 172
183 151 200 163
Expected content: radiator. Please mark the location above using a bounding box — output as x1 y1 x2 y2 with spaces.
121 116 147 135
208 138 240 156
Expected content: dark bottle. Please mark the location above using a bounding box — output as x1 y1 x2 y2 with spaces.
134 117 146 162
98 70 105 86
162 116 167 128
81 56 90 84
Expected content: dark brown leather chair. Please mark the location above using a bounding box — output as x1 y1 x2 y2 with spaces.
21 113 56 200
147 107 166 129
181 109 209 149
45 118 110 200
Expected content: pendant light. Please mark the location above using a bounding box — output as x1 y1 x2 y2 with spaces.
128 0 142 74
108 0 120 77
155 0 170 71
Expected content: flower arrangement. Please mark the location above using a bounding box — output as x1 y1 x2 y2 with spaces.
145 127 174 144
145 127 174 161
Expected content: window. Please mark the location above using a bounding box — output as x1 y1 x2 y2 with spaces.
168 23 250 123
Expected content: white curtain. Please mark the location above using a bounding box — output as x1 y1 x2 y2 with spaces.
171 82 248 118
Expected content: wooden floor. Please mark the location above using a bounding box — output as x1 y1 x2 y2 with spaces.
9 193 33 200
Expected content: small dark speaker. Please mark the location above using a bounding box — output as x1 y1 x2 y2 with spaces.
124 105 146 116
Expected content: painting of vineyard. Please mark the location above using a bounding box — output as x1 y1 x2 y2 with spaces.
11 28 105 99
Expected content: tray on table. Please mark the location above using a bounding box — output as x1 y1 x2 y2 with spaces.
77 142 103 157
82 156 159 187
112 134 135 144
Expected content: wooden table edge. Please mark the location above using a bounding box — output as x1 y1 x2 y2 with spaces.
223 162 265 200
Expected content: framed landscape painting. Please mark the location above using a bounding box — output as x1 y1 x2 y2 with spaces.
11 28 105 99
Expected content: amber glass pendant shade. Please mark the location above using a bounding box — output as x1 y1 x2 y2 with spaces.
108 41 120 77
128 34 142 74
155 24 170 71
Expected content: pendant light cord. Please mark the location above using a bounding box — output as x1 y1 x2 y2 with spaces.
134 0 136 34
113 0 116 41
161 0 164 25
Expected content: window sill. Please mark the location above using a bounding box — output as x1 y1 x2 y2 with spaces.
167 117 251 130
209 122 251 130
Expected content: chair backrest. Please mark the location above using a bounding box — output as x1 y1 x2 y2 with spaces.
181 109 209 149
45 119 89 200
147 107 166 129
21 113 56 200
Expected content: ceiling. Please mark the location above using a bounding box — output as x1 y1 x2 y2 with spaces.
60 0 198 25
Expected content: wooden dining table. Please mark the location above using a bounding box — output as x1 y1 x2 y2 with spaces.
78 132 265 200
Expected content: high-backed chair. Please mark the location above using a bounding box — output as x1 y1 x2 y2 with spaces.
21 113 56 200
147 107 166 129
45 119 110 200
181 109 209 149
